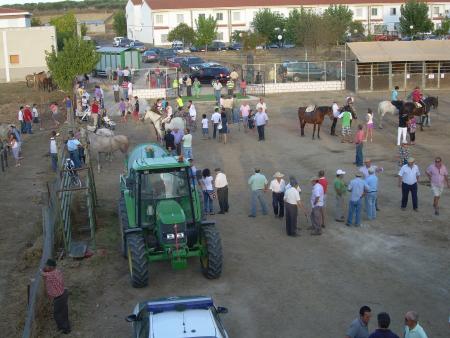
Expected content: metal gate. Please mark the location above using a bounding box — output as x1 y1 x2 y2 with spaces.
242 67 265 97
133 67 179 98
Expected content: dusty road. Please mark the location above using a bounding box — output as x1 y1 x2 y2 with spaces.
1 89 449 337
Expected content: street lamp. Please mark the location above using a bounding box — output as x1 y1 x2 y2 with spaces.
410 25 414 39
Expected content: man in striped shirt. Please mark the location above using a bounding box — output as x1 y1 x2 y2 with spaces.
41 259 71 334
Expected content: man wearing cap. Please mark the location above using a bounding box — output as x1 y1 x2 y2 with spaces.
347 172 369 227
269 172 286 218
66 131 82 169
403 311 428 338
284 177 307 236
41 259 71 334
248 168 268 217
398 158 420 211
359 159 383 212
310 177 324 235
365 168 378 220
215 168 229 214
334 169 347 222
425 157 449 216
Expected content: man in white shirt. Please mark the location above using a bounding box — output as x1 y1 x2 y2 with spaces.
211 108 222 140
18 106 24 133
214 168 229 214
49 131 58 172
330 101 340 136
188 100 197 122
398 157 420 211
256 97 267 113
269 172 286 218
310 177 325 235
123 67 130 81
240 102 250 132
283 177 306 237
254 107 269 141
213 80 223 104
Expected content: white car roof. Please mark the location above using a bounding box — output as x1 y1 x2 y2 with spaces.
150 309 220 338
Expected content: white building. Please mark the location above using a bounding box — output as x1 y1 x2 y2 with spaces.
126 0 450 45
0 8 31 29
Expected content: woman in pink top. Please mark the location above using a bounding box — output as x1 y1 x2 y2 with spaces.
354 124 365 167
426 157 449 215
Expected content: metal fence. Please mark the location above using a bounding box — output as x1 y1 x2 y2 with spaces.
133 67 179 97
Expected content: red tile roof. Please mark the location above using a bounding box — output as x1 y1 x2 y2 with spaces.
0 8 29 15
141 0 438 10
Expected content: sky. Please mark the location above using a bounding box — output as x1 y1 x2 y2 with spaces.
0 0 82 5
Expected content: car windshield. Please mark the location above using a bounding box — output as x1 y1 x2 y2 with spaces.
140 169 190 200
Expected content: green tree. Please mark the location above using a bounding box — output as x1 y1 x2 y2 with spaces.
292 8 326 50
399 0 434 37
113 10 127 37
80 23 88 37
195 16 217 51
241 31 267 51
285 9 301 45
168 23 196 46
46 36 100 93
50 12 77 50
348 20 365 36
323 5 354 45
251 9 286 45
231 30 245 43
31 17 42 26
434 17 450 36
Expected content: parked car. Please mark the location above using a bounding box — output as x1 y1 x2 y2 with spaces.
180 56 205 72
190 66 230 84
147 47 163 54
166 56 185 68
283 43 295 48
119 38 133 48
158 50 177 65
130 40 147 52
189 62 221 72
126 296 229 338
227 42 242 50
113 36 124 47
208 41 226 51
282 62 327 82
142 50 159 63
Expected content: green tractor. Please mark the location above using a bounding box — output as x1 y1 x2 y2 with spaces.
119 143 223 288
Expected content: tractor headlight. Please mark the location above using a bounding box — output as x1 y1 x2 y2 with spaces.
165 233 184 240
176 232 184 239
166 234 175 240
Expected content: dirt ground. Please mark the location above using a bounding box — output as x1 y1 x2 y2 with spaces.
0 85 449 338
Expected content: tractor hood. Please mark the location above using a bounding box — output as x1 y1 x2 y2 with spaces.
156 200 186 225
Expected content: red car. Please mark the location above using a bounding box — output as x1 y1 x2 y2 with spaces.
166 57 184 69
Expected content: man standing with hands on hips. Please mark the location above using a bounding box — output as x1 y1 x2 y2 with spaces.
398 157 420 211
254 107 268 141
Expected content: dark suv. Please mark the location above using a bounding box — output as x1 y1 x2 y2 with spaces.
191 66 230 84
283 62 326 81
180 56 205 72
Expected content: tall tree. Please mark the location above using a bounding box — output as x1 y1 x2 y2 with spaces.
168 23 196 46
285 9 301 45
323 5 354 45
251 9 286 44
195 16 217 51
292 8 326 50
231 30 245 43
113 10 127 37
434 17 450 36
399 0 434 36
50 12 77 50
241 31 267 51
46 36 100 93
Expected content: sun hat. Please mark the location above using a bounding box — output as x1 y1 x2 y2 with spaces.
368 167 375 174
355 172 363 177
336 169 346 175
273 171 284 178
407 157 415 163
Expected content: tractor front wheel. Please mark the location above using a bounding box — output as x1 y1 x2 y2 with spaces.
126 233 149 288
200 225 223 279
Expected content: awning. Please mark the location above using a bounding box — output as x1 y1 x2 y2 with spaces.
347 40 450 63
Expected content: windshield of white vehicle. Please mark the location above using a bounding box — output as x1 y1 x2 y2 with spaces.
140 169 189 200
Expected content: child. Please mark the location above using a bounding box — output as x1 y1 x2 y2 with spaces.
240 79 247 96
32 103 43 130
365 108 374 142
133 96 140 122
126 98 132 117
407 115 417 145
119 98 127 122
248 109 255 130
398 141 409 167
201 114 209 139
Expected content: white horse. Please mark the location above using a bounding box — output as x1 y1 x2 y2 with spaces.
377 101 399 129
81 128 129 172
142 109 186 141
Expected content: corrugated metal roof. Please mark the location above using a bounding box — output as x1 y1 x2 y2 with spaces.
97 46 130 53
347 41 450 63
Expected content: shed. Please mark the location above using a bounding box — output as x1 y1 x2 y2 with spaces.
345 40 450 92
95 46 141 76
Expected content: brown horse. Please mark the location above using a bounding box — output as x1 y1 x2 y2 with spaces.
400 96 438 131
298 106 333 139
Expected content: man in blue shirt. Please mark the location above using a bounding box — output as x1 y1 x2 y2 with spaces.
365 168 378 220
66 131 82 169
346 172 369 227
368 312 399 338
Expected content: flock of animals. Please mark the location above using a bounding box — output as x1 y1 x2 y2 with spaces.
25 71 56 92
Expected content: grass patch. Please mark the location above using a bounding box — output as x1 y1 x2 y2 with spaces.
181 94 250 102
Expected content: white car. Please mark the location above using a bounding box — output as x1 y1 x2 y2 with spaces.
113 36 124 47
127 296 229 338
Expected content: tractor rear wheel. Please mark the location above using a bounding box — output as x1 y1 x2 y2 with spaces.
119 195 128 258
126 233 149 288
200 225 223 279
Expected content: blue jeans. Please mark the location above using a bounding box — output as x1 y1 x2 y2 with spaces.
355 143 363 167
214 90 221 103
123 89 128 100
365 192 377 220
232 108 240 123
347 199 362 225
24 121 32 134
250 190 268 216
50 153 58 172
183 147 192 159
69 149 81 169
202 128 208 136
203 190 214 213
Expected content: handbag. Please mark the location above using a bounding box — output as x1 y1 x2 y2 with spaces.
208 191 217 200
217 122 223 130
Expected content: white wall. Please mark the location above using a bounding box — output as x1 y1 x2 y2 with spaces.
126 0 153 43
0 17 30 29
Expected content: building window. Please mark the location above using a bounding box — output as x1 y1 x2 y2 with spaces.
232 11 240 21
371 8 378 16
177 14 184 24
161 34 168 43
9 55 19 64
433 6 440 16
155 14 163 24
216 32 224 40
390 8 397 16
198 13 205 20
355 8 363 18
216 13 223 21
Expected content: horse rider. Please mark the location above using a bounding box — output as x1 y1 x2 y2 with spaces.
391 85 403 112
161 101 173 130
412 86 424 108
